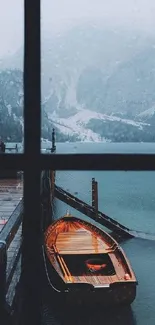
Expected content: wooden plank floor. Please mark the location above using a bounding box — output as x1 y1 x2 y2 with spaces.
0 178 23 231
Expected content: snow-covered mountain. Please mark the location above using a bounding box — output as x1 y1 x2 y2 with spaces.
1 24 155 142
0 69 23 142
0 69 77 142
0 67 155 143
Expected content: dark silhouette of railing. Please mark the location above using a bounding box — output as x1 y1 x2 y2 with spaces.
0 200 23 314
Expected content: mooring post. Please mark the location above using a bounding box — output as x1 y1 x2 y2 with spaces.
50 170 56 197
94 181 98 212
92 178 95 208
41 129 57 231
40 171 52 231
0 241 7 311
51 128 56 153
92 178 98 212
50 128 56 198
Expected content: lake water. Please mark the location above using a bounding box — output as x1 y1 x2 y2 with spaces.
52 143 155 325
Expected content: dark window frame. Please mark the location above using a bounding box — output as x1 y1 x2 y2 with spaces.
0 0 155 323
0 0 154 171
0 0 155 171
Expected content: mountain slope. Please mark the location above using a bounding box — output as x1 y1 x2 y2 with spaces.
1 25 155 142
0 68 155 143
0 69 78 142
0 69 23 141
103 47 155 116
48 108 152 142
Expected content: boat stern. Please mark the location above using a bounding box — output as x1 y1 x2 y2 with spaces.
63 280 137 306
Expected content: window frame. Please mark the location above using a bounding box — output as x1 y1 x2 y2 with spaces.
0 0 155 322
0 0 155 171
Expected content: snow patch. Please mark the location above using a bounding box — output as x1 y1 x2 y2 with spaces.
138 106 155 119
52 120 104 142
7 104 12 116
48 108 149 141
69 108 149 128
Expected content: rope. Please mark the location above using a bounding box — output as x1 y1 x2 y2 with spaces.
42 245 61 293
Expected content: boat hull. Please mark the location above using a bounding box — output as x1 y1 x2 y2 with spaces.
44 215 137 306
44 252 137 306
63 283 136 306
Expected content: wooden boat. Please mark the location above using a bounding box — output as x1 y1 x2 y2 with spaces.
44 212 137 306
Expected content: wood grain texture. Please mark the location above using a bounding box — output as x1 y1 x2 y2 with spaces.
45 214 137 288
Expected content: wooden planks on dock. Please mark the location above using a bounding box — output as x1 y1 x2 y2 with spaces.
0 179 23 232
0 178 23 306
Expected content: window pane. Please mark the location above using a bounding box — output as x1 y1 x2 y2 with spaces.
41 1 155 153
42 168 155 324
0 1 24 152
55 170 155 234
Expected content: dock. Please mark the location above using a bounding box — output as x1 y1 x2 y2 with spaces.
0 179 23 231
0 178 23 309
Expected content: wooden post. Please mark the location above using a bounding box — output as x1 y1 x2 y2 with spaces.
41 171 52 231
94 181 98 212
50 128 56 198
92 178 95 208
51 128 56 153
92 178 98 211
50 170 55 197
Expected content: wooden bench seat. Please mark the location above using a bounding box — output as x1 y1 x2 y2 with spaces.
56 230 110 255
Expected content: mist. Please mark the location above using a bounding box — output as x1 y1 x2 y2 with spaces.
42 0 155 34
0 0 155 57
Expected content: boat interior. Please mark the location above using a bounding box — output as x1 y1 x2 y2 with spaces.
45 216 135 285
60 253 116 276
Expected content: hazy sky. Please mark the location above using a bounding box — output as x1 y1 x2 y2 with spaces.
0 0 155 58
